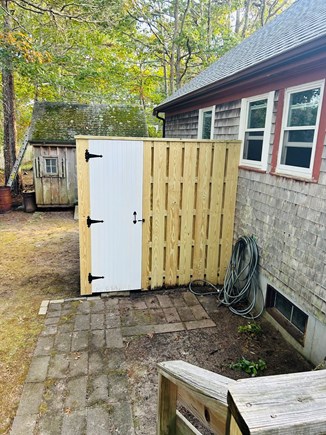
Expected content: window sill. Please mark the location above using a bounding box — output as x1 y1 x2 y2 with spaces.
267 307 305 345
239 165 267 174
270 171 317 183
42 175 60 178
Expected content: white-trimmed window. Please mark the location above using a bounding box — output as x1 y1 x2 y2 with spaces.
44 157 58 176
239 92 274 170
198 106 215 139
277 80 324 178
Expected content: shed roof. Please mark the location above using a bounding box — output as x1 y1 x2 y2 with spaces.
29 102 148 144
155 0 326 111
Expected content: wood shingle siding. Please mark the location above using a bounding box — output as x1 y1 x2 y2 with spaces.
165 111 199 139
235 170 326 319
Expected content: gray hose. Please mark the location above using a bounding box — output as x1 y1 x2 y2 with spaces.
189 235 264 319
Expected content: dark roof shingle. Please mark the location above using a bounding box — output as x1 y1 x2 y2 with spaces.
156 0 326 109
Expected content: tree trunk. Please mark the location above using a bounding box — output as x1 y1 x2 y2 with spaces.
2 67 17 185
241 0 252 38
2 0 17 186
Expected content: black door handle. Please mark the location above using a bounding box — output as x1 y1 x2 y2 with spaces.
133 211 145 224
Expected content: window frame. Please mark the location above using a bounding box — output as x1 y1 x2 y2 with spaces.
198 106 215 139
266 284 308 345
238 91 274 171
44 157 59 176
276 80 325 179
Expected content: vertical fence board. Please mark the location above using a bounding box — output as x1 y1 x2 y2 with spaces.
76 138 92 295
206 143 226 284
179 143 197 285
151 141 167 288
193 143 211 280
165 143 183 286
220 143 240 280
141 140 152 289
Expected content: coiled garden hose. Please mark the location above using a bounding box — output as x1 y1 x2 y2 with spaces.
189 235 264 319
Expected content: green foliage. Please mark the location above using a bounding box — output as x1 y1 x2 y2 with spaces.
238 322 262 335
0 0 295 157
230 357 267 376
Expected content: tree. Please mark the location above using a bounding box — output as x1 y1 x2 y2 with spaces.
1 0 295 184
0 0 122 186
233 0 294 37
1 0 17 185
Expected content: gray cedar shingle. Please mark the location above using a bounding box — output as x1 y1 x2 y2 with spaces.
157 0 326 109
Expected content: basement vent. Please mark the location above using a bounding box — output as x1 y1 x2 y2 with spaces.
266 285 308 345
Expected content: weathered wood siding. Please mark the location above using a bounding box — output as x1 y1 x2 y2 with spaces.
165 102 241 141
235 90 326 324
33 144 77 207
141 139 240 289
165 90 326 363
165 110 199 139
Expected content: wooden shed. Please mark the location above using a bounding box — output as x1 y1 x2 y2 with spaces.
29 102 148 207
76 136 240 295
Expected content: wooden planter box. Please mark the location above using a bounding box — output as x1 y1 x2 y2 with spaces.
76 137 240 295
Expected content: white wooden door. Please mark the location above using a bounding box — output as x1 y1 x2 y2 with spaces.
88 139 143 292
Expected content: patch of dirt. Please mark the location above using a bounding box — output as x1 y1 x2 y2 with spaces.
0 209 79 434
123 291 312 434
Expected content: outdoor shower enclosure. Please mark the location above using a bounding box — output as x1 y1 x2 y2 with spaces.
76 137 240 295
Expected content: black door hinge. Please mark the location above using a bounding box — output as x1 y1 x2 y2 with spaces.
87 216 104 228
88 273 104 284
85 149 103 162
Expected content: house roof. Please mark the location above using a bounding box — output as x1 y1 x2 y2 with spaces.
29 102 148 144
155 0 326 112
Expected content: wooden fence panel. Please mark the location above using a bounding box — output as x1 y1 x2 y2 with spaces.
141 139 240 290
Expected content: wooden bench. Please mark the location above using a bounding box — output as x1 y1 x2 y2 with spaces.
227 370 326 434
157 360 235 434
157 361 326 435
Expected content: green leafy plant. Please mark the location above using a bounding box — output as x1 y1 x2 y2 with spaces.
230 357 267 377
238 322 262 335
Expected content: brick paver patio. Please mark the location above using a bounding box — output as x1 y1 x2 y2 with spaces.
11 290 216 435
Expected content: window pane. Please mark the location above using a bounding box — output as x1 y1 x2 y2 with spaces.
275 292 292 321
202 111 212 139
247 99 267 129
286 130 314 144
243 131 263 161
287 88 320 127
292 306 307 333
45 158 57 174
281 130 313 168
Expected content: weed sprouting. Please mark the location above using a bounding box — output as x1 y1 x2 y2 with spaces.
238 322 262 335
230 357 267 376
